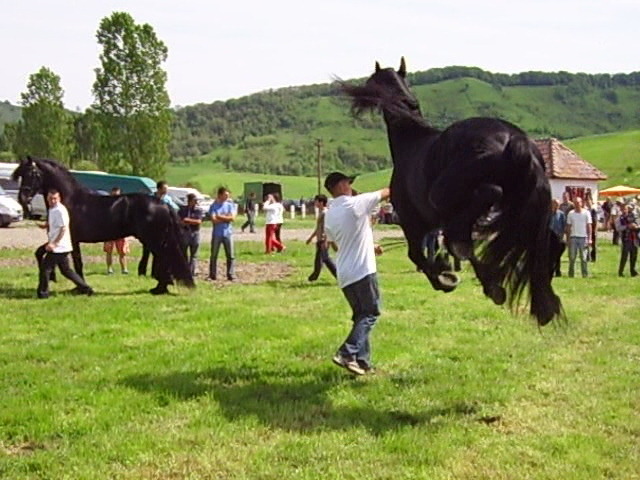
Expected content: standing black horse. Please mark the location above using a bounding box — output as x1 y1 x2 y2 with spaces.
12 157 194 294
341 58 562 326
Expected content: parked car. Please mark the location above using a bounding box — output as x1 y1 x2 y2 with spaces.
167 187 214 213
0 185 24 227
0 165 47 219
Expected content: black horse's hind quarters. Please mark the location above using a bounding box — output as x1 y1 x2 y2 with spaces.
340 58 563 326
12 157 194 295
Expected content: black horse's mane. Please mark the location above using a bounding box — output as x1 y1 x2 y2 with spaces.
338 80 432 129
29 157 91 193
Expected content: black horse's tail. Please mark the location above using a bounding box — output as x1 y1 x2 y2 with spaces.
165 207 195 288
480 135 563 325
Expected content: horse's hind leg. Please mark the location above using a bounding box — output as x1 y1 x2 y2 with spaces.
467 254 506 305
149 253 171 295
443 184 503 260
71 242 84 279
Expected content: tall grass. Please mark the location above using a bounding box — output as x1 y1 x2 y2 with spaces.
1 233 639 479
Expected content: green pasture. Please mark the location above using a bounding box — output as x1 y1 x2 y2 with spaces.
1 233 639 479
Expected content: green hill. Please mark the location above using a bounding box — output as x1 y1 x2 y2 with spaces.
0 100 21 133
167 130 640 199
566 130 640 187
169 68 640 176
4 66 640 182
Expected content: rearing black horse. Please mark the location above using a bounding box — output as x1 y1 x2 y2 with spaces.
12 157 194 294
341 58 562 326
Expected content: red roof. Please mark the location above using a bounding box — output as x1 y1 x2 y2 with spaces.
534 138 607 181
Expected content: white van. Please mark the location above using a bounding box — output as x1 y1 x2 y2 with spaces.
167 186 214 213
0 184 23 227
0 162 47 218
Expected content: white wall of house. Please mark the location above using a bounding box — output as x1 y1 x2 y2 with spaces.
549 179 599 201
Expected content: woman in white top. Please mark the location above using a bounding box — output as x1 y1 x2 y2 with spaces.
263 193 286 253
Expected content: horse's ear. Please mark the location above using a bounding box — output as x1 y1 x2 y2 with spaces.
375 61 381 73
398 57 407 77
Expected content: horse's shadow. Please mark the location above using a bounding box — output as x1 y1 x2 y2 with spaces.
121 365 478 435
0 283 36 299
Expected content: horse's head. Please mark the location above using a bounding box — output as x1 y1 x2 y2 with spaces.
12 157 44 215
340 57 420 116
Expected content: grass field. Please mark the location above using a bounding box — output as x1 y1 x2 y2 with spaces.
1 231 639 479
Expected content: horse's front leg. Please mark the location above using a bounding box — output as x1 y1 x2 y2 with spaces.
71 242 84 279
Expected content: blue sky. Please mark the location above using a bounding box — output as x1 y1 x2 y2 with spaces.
1 0 637 110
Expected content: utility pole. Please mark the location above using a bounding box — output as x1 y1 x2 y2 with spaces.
315 138 323 195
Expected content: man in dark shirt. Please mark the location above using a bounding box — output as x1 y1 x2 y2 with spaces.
178 193 204 277
617 204 638 277
241 192 256 233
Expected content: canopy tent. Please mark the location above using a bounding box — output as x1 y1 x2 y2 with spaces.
599 185 640 197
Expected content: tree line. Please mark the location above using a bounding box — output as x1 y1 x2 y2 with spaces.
1 12 171 179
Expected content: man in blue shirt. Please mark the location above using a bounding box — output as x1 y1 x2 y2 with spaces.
549 198 567 277
209 186 237 281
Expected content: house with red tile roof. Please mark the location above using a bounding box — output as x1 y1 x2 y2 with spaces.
534 138 607 201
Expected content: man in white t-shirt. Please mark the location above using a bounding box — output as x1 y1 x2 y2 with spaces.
37 189 93 299
565 196 592 278
324 171 390 375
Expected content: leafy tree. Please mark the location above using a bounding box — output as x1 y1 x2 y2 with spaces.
13 67 73 164
92 11 171 178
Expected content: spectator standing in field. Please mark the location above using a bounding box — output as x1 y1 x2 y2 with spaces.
585 195 598 262
179 193 204 277
565 197 592 278
263 193 285 254
37 189 93 299
305 194 336 281
324 171 390 376
559 191 574 216
208 187 236 281
616 203 639 277
241 192 257 233
103 187 130 275
273 193 285 245
610 200 622 245
138 180 180 276
549 198 567 277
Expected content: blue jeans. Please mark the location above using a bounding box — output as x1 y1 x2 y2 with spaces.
338 273 380 369
568 236 588 277
183 230 200 277
308 241 336 280
209 236 235 279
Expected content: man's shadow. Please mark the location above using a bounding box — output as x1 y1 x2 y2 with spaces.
121 365 478 435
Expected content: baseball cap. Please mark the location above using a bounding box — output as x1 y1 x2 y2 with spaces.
324 172 356 192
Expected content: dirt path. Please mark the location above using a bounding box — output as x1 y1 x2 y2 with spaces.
0 222 405 250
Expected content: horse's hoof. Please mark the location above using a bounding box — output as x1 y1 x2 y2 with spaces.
485 284 506 305
449 241 473 260
149 286 169 295
437 271 459 292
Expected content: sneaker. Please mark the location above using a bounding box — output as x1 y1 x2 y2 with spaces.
308 275 318 282
332 354 366 376
357 360 374 373
121 269 129 274
107 268 114 275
